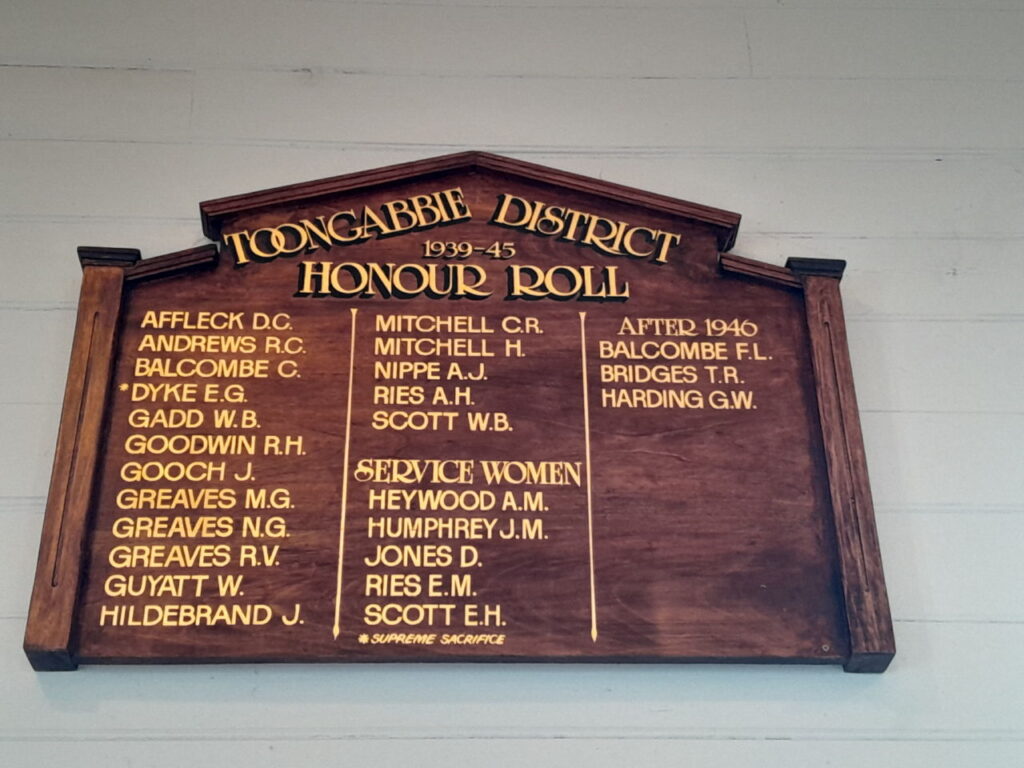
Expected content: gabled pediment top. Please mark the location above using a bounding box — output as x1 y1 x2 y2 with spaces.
199 151 741 251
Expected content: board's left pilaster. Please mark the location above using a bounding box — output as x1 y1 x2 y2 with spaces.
24 247 140 671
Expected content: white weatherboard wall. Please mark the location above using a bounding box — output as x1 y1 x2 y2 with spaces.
2 0 1022 764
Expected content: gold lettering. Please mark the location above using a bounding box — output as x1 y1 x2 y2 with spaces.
490 195 682 264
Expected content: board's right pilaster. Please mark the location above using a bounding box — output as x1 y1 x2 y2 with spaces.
787 257 896 673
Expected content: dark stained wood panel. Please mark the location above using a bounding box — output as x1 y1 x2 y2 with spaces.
25 154 893 672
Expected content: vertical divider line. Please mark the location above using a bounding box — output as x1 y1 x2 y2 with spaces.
333 307 359 640
579 312 598 642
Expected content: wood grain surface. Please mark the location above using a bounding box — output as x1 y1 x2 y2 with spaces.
26 157 892 671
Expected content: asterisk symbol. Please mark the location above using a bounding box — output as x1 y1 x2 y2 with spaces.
358 634 369 644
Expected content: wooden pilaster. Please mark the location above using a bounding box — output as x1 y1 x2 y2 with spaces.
788 257 896 673
23 248 138 670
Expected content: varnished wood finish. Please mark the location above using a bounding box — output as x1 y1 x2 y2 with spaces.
77 246 141 270
125 244 219 284
24 254 133 670
785 258 847 280
719 253 803 289
26 155 893 672
792 260 895 673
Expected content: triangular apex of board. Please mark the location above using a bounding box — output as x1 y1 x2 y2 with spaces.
198 151 742 252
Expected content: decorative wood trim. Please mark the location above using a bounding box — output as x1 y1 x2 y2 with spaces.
800 272 896 673
23 261 131 670
77 246 141 270
199 151 742 251
786 257 847 280
719 253 803 289
125 244 219 283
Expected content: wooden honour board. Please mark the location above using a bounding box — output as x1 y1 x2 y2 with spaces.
24 152 895 672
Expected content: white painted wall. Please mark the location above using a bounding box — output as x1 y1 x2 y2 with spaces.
2 0 1022 763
